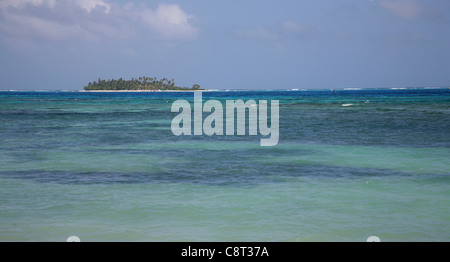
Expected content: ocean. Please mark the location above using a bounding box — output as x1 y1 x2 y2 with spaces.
0 88 449 241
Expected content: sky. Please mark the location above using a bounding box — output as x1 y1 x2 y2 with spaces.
0 0 449 90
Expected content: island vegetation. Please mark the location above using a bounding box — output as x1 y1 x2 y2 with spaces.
84 76 202 91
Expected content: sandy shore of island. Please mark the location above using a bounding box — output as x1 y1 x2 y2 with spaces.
80 89 210 92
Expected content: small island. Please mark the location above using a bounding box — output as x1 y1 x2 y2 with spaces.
84 76 202 91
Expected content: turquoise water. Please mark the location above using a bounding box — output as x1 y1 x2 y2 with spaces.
0 89 449 241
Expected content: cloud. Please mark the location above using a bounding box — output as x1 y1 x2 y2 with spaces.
140 4 198 40
0 1 121 44
238 21 317 49
281 21 305 33
0 0 55 9
379 0 422 19
0 0 110 13
74 0 111 14
238 26 279 43
0 12 92 42
379 0 443 21
280 21 318 39
0 1 199 48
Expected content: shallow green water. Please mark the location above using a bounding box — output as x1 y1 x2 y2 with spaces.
0 89 449 241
